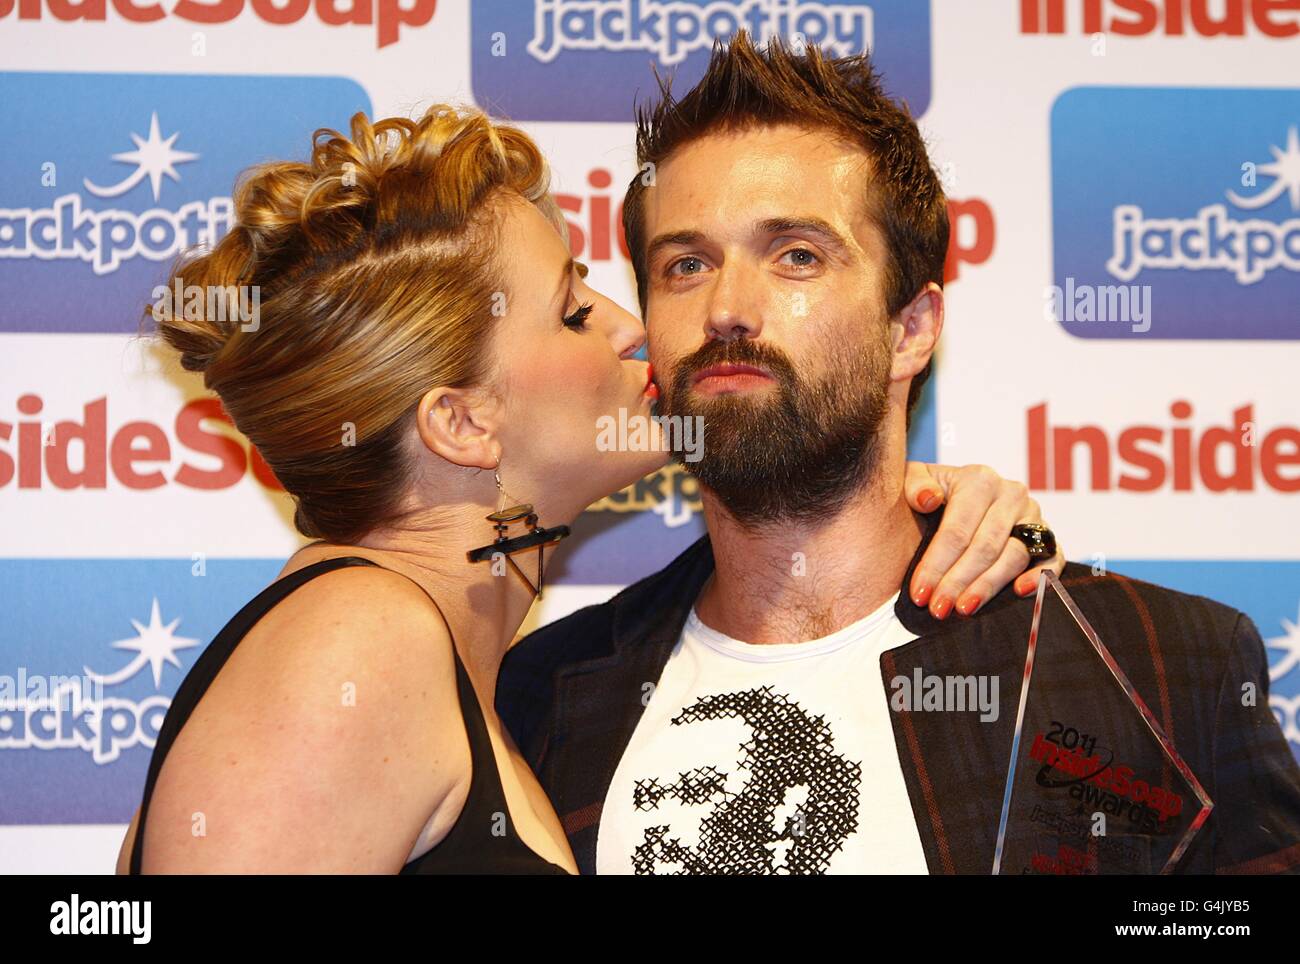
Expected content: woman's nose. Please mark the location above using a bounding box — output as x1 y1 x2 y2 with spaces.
610 305 647 359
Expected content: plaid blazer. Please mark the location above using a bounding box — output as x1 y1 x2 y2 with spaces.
496 507 1300 874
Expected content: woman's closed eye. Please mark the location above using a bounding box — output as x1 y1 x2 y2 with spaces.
563 302 594 330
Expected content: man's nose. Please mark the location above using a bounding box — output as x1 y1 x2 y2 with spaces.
703 261 764 342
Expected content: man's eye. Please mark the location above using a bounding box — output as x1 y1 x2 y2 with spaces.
667 256 705 277
780 248 820 268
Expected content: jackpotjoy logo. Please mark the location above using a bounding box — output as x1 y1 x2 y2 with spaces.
470 0 931 122
1 110 221 278
529 0 871 65
0 73 370 334
0 559 283 824
1050 87 1300 340
0 598 198 765
1267 601 1300 750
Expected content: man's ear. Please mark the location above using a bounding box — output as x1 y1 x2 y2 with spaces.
889 282 944 384
414 385 500 471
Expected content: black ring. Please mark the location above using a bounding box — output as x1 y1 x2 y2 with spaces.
1010 522 1057 560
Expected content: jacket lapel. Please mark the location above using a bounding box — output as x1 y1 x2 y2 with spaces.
540 535 716 875
882 594 1032 873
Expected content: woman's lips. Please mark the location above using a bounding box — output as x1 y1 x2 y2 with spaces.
643 363 659 402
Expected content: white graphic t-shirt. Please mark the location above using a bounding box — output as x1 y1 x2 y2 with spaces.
596 592 930 874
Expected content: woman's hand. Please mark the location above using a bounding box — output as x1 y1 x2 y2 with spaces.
903 462 1064 619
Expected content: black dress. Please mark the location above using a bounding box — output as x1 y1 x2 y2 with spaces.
129 556 572 875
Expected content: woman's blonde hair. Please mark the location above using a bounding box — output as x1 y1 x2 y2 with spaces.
151 104 565 543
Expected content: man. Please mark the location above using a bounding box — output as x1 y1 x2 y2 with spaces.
496 31 1300 874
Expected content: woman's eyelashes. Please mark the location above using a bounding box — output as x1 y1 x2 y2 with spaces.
563 302 594 330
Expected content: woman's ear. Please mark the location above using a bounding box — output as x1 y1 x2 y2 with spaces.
889 282 945 383
414 385 501 471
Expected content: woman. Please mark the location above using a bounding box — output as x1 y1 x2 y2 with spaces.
115 104 1061 874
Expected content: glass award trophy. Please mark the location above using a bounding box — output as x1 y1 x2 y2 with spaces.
993 571 1213 874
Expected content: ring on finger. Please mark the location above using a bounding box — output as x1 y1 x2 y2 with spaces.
1010 522 1057 561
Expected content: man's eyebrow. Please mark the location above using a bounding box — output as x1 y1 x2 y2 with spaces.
758 216 852 255
646 231 704 266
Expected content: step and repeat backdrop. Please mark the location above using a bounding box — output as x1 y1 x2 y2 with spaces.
1 0 1297 872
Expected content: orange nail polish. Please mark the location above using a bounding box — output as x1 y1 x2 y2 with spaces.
932 596 953 620
957 594 981 616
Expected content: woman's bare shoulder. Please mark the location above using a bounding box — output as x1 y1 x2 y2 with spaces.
133 562 469 873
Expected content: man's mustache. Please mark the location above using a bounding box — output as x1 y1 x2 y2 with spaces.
667 340 799 394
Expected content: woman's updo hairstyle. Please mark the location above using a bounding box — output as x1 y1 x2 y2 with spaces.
151 104 564 543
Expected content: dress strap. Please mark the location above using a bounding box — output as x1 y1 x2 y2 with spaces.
131 555 386 874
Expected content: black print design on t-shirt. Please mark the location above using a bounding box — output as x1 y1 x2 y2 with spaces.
631 685 862 874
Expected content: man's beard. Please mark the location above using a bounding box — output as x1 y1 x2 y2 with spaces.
656 328 892 528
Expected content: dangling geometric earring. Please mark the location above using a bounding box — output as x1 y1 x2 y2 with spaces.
466 462 570 599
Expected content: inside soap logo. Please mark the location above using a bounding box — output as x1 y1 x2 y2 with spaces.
471 0 930 122
1050 87 1300 340
0 73 370 334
